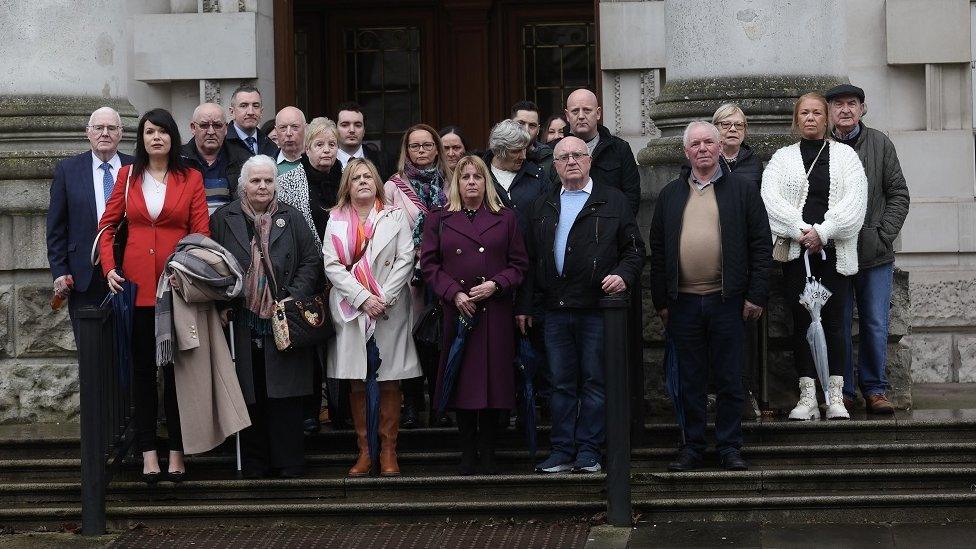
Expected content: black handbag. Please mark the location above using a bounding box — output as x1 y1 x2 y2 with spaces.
90 166 131 272
412 301 442 347
272 288 336 352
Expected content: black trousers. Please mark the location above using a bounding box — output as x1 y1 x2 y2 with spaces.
783 247 851 379
240 339 305 474
132 307 182 452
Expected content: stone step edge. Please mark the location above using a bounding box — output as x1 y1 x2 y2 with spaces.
3 466 976 493
4 441 976 470
6 418 976 446
8 491 976 521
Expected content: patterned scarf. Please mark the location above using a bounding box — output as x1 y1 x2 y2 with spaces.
330 200 387 339
241 196 280 335
401 160 446 247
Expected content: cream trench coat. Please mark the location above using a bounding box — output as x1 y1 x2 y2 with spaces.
323 208 422 381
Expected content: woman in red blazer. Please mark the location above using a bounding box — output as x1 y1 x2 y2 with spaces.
99 108 210 484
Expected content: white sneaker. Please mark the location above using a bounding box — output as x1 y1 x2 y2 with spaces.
789 377 821 421
825 375 850 420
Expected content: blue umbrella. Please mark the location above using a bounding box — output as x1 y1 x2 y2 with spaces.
662 330 685 445
100 279 137 391
436 314 478 414
365 336 382 469
514 336 538 458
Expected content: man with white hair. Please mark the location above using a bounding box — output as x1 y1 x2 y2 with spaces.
648 120 772 472
182 102 251 213
46 106 133 343
275 106 307 175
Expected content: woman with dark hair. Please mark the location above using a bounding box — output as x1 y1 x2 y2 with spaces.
542 114 568 144
439 126 467 174
762 92 867 422
384 123 451 429
420 155 528 474
98 108 210 484
260 119 279 147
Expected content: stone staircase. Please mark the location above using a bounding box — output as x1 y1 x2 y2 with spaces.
3 412 976 531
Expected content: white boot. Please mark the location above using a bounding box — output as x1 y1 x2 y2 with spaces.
789 377 820 420
825 375 850 420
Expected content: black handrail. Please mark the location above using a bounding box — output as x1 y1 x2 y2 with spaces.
600 293 633 526
76 304 135 536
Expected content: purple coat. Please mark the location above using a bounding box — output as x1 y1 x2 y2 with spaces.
420 206 529 410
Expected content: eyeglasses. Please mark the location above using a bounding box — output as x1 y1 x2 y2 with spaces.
408 142 436 151
88 125 121 134
718 121 746 130
194 121 226 130
554 151 590 163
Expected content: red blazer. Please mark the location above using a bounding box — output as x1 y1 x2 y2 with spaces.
98 164 211 306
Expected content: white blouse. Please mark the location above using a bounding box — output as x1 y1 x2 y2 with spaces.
142 171 166 220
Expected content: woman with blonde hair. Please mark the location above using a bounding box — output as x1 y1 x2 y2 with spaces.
712 103 762 188
276 116 342 247
420 155 528 475
323 158 420 476
761 92 867 421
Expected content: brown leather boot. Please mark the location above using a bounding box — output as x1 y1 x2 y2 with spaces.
378 386 401 476
347 390 371 477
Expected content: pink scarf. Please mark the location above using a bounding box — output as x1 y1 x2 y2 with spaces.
330 201 388 338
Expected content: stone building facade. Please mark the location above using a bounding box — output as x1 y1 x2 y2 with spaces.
1 0 973 421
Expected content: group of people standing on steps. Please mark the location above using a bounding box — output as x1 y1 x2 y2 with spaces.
47 80 908 483
652 84 910 473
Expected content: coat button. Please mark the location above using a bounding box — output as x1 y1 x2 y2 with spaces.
559 300 565 306
384 260 390 266
478 247 485 253
383 315 389 320
456 248 462 255
150 249 155 255
567 246 572 252
460 279 465 285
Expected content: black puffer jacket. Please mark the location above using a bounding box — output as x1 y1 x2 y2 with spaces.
720 142 762 188
482 151 548 235
517 182 645 313
649 163 773 310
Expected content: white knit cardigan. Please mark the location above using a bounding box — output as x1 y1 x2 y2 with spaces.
760 140 868 276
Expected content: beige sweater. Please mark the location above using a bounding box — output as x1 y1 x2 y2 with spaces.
678 180 722 295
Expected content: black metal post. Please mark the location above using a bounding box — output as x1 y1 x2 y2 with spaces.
600 293 632 527
77 305 110 536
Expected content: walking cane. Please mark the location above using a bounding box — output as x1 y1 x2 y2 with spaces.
229 319 242 477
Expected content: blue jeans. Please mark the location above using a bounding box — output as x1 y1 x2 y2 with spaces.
544 309 605 462
843 262 894 399
668 293 744 457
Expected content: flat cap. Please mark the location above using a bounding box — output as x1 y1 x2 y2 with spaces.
824 84 865 102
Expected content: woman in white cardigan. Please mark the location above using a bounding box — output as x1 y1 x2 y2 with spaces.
761 92 867 421
323 158 421 477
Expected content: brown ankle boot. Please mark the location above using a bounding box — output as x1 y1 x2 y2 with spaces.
347 390 371 477
378 387 401 476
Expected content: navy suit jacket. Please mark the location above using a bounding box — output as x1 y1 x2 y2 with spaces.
46 150 134 292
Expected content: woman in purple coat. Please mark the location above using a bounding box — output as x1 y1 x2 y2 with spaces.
420 155 529 475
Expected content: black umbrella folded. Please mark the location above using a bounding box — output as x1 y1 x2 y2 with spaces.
515 336 538 458
101 279 137 391
365 336 382 468
436 314 478 414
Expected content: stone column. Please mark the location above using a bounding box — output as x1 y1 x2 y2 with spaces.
635 0 912 411
0 0 137 422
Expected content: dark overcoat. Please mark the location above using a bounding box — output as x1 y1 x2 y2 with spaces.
210 200 323 403
420 206 529 410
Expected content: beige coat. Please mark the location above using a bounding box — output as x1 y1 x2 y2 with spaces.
171 278 251 455
323 208 421 381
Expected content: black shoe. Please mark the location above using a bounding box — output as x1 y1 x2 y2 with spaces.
667 450 703 472
401 402 419 429
720 451 748 471
303 418 320 436
166 470 185 483
142 471 161 485
435 412 453 428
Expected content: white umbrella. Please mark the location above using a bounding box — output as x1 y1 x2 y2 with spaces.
798 249 832 405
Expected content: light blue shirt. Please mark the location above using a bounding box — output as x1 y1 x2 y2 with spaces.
554 179 593 275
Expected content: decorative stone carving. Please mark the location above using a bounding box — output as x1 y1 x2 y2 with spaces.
14 284 75 357
0 361 80 423
906 333 952 382
204 80 222 104
956 335 976 383
0 285 11 358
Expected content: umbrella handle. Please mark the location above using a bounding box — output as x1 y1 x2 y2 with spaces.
804 248 827 278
